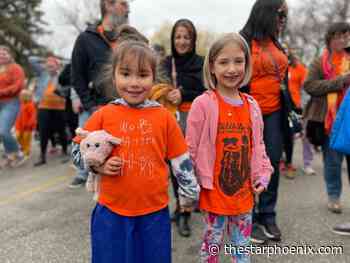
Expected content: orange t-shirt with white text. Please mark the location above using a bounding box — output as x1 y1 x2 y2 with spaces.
199 93 254 215
74 104 188 216
250 40 288 115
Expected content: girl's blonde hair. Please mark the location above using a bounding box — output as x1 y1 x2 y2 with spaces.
203 33 252 90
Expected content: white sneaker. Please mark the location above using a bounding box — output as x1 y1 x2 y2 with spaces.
303 166 316 176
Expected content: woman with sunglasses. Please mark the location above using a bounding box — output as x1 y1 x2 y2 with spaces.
240 0 289 244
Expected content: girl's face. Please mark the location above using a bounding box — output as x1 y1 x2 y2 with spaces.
0 48 12 65
211 43 246 94
114 54 154 105
174 26 192 55
330 31 350 52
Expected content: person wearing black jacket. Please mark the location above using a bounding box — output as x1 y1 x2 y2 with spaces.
69 0 130 188
162 19 205 238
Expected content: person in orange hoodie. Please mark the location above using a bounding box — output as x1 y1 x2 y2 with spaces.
0 45 26 168
15 88 37 158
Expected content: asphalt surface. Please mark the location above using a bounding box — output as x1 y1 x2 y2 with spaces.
0 139 350 263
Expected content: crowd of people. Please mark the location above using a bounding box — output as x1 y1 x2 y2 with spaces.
1 0 350 262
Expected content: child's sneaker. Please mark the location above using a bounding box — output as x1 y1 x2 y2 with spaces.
10 153 27 168
303 166 316 176
284 164 297 179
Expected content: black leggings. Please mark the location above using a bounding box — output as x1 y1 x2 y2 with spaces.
38 109 68 159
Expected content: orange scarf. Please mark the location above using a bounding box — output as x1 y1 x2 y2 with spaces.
322 50 349 134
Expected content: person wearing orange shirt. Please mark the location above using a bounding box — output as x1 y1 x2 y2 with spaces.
280 52 308 179
240 0 289 243
29 55 69 167
187 33 272 262
72 41 199 263
0 45 26 168
15 89 37 158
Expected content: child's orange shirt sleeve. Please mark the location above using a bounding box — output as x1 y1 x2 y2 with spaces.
73 109 103 144
166 111 188 159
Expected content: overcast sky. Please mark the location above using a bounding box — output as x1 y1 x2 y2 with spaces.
41 0 300 58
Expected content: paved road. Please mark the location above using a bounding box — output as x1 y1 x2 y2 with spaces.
0 140 350 263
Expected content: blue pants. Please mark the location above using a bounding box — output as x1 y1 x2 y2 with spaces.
91 204 171 263
322 137 344 202
0 98 20 154
254 110 283 225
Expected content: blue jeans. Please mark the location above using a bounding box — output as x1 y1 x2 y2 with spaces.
322 137 344 202
76 111 92 180
0 98 20 154
254 110 283 225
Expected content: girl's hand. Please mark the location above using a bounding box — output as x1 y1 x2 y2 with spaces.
253 182 265 195
167 89 182 105
93 157 122 176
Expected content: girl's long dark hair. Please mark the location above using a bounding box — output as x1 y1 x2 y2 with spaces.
240 0 285 43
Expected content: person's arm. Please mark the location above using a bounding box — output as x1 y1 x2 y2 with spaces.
71 34 96 111
71 109 103 169
0 64 25 97
169 152 200 209
185 97 205 163
304 57 349 97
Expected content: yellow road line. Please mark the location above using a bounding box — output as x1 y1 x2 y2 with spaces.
0 175 71 206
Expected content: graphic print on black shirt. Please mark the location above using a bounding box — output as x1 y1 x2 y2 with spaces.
218 131 250 196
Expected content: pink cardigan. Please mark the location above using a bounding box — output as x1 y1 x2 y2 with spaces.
186 90 273 190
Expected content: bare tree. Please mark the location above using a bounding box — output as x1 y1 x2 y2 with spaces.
53 0 100 34
285 0 350 63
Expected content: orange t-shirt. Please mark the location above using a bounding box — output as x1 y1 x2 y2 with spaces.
250 40 288 115
288 63 308 109
74 104 188 216
38 81 66 110
178 102 192 112
199 93 253 215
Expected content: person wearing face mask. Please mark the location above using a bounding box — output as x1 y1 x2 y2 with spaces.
69 0 131 188
240 0 289 244
0 45 26 168
304 22 350 215
162 19 205 238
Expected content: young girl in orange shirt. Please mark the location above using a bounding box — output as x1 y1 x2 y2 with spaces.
15 88 37 157
72 40 199 263
186 33 273 262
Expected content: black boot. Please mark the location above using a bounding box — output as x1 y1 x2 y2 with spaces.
171 207 180 223
177 212 191 237
34 156 46 167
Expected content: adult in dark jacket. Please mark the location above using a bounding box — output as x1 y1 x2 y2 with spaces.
163 19 205 238
69 0 130 188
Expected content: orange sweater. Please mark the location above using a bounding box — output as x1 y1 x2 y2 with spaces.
15 101 37 132
0 63 25 102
